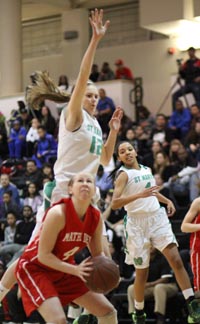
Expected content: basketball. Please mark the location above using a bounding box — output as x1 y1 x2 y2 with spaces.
86 255 120 294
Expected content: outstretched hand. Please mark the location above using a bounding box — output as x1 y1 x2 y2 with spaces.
89 8 110 40
109 107 123 132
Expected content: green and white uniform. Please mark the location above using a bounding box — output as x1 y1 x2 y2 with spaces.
31 108 104 241
121 165 177 269
52 108 103 203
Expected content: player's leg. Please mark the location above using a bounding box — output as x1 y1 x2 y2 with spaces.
0 181 56 303
131 268 148 324
38 296 67 324
0 259 18 301
73 291 117 324
162 243 200 323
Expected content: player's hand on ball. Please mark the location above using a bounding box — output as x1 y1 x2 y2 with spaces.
75 258 93 283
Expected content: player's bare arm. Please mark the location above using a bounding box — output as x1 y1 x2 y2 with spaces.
66 9 109 132
100 107 123 165
181 197 200 233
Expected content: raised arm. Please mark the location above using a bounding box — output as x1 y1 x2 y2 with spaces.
66 9 110 131
181 198 200 233
100 107 123 166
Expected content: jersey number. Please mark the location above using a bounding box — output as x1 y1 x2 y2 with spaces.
63 247 79 261
89 136 102 156
145 182 151 188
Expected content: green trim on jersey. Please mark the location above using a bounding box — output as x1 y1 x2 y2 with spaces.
44 180 56 210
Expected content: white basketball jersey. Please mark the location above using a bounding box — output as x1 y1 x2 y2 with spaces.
120 165 160 215
53 108 103 192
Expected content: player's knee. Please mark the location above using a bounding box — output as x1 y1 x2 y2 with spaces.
49 314 66 324
171 255 184 272
97 308 117 324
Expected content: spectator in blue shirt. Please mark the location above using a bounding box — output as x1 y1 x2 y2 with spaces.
168 99 191 140
95 165 113 199
32 126 57 168
96 88 115 136
8 120 27 159
0 174 20 206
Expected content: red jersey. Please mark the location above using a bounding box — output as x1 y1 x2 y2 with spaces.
22 197 100 265
190 213 200 251
15 198 100 316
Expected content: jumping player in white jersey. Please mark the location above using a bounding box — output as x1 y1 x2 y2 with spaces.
111 142 200 324
0 9 122 322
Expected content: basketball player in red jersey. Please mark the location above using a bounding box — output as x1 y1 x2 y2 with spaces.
181 197 200 292
15 173 118 324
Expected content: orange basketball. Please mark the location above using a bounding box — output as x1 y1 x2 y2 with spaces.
85 255 120 294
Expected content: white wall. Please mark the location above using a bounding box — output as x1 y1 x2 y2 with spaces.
22 36 197 118
93 37 196 116
2 8 199 120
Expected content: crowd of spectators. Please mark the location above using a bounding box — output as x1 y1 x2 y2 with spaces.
0 60 199 323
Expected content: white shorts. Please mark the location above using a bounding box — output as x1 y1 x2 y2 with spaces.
124 207 177 269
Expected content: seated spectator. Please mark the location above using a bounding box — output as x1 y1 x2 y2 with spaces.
58 74 69 91
89 63 100 82
115 59 134 82
1 212 17 246
189 167 200 202
185 119 200 162
0 191 21 220
98 62 115 81
40 105 57 136
149 114 174 152
32 126 57 168
137 106 155 135
124 128 137 147
168 139 185 164
18 107 32 131
26 118 40 157
23 182 43 215
0 111 7 135
95 165 113 198
0 128 9 163
172 47 200 111
117 110 134 141
154 173 171 201
153 151 170 177
0 174 20 206
169 146 198 205
142 140 163 170
0 211 18 264
134 125 149 153
11 159 42 196
127 247 178 324
168 99 191 140
0 206 35 266
102 189 126 226
41 162 54 182
7 120 26 159
190 104 200 127
96 88 115 135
